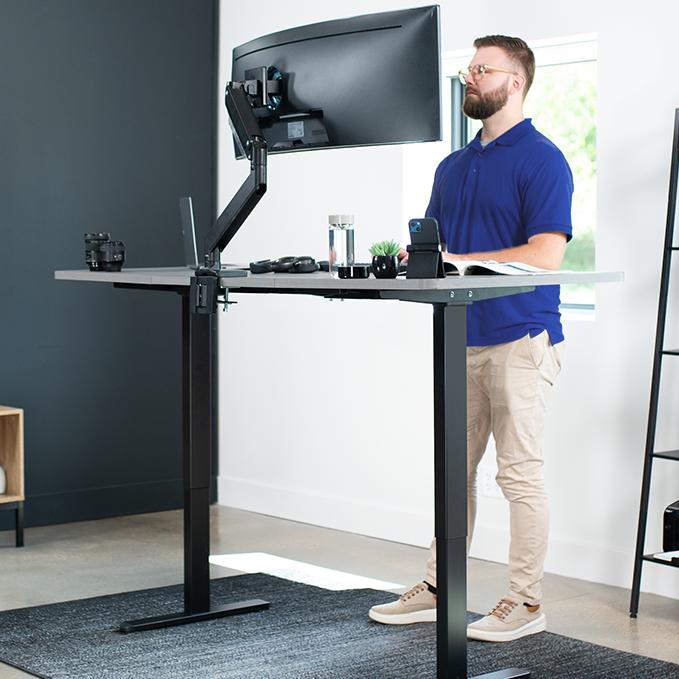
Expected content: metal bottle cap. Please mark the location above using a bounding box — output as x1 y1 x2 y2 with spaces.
328 214 354 226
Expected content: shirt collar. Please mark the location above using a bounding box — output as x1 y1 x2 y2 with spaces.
470 118 534 150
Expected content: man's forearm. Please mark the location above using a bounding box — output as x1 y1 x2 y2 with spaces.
445 238 565 270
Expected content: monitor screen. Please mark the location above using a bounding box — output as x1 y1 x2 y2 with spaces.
230 6 441 156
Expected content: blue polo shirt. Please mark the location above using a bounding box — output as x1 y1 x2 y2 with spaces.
425 118 573 346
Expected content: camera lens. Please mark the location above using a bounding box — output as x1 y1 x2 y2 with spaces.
99 240 125 272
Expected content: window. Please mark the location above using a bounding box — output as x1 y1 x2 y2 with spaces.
402 36 598 308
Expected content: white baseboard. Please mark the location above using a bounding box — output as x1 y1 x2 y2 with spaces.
217 475 433 548
218 476 679 601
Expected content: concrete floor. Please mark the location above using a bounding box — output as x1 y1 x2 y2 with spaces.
1 506 678 677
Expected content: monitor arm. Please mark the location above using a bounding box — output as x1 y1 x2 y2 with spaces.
203 83 269 269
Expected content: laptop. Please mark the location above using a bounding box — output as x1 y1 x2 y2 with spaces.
179 196 248 275
179 196 200 269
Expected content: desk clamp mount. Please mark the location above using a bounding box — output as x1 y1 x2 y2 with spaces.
190 268 219 315
190 270 239 315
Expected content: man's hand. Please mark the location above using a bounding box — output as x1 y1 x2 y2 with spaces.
398 248 409 264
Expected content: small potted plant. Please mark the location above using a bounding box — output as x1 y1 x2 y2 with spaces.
369 240 401 278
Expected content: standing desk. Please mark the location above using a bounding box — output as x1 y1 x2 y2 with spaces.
55 266 622 679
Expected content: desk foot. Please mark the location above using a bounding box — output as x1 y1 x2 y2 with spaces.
472 669 530 679
118 599 270 633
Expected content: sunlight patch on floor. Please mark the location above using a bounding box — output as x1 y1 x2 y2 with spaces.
209 552 403 591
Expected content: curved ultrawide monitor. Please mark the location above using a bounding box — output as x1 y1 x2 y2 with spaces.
230 5 441 156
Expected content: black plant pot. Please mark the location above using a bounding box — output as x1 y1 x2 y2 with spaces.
371 255 399 278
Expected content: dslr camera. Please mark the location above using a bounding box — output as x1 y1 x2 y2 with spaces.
84 233 125 272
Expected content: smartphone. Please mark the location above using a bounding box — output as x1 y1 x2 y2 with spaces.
408 218 440 248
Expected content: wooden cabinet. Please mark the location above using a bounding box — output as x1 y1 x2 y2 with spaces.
0 406 24 546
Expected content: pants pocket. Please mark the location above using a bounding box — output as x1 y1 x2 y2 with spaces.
528 332 561 386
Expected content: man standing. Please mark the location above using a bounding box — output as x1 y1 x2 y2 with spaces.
369 35 572 642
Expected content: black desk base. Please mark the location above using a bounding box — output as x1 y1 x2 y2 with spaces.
113 289 269 635
119 599 270 634
111 281 530 678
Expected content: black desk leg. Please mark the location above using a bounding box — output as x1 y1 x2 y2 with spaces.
433 303 468 678
433 304 529 679
118 293 269 633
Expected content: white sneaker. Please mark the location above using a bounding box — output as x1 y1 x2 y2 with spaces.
467 594 546 642
368 582 437 625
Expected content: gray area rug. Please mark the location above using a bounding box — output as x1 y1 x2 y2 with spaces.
1 573 677 678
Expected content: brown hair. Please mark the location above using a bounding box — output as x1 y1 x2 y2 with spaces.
473 35 535 97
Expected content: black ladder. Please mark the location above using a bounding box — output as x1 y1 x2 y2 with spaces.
630 108 679 617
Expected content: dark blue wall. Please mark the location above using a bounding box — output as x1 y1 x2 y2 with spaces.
0 0 217 531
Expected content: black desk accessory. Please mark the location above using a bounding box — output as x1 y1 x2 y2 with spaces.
84 233 125 272
193 68 315 313
337 264 370 279
405 218 445 279
250 256 319 274
200 66 330 282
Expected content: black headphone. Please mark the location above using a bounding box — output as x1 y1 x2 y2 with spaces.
250 256 319 274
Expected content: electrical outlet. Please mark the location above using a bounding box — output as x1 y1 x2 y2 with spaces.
481 470 504 499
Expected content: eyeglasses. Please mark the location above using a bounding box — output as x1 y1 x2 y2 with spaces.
457 64 518 85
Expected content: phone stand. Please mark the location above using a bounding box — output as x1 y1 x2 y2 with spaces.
406 244 445 279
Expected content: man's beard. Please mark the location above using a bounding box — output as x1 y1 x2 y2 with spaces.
462 82 509 120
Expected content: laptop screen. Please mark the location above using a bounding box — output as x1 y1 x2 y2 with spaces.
179 196 199 269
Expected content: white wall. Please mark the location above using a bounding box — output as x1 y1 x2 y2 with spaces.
217 0 679 599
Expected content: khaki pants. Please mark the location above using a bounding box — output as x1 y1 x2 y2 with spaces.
425 331 562 605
